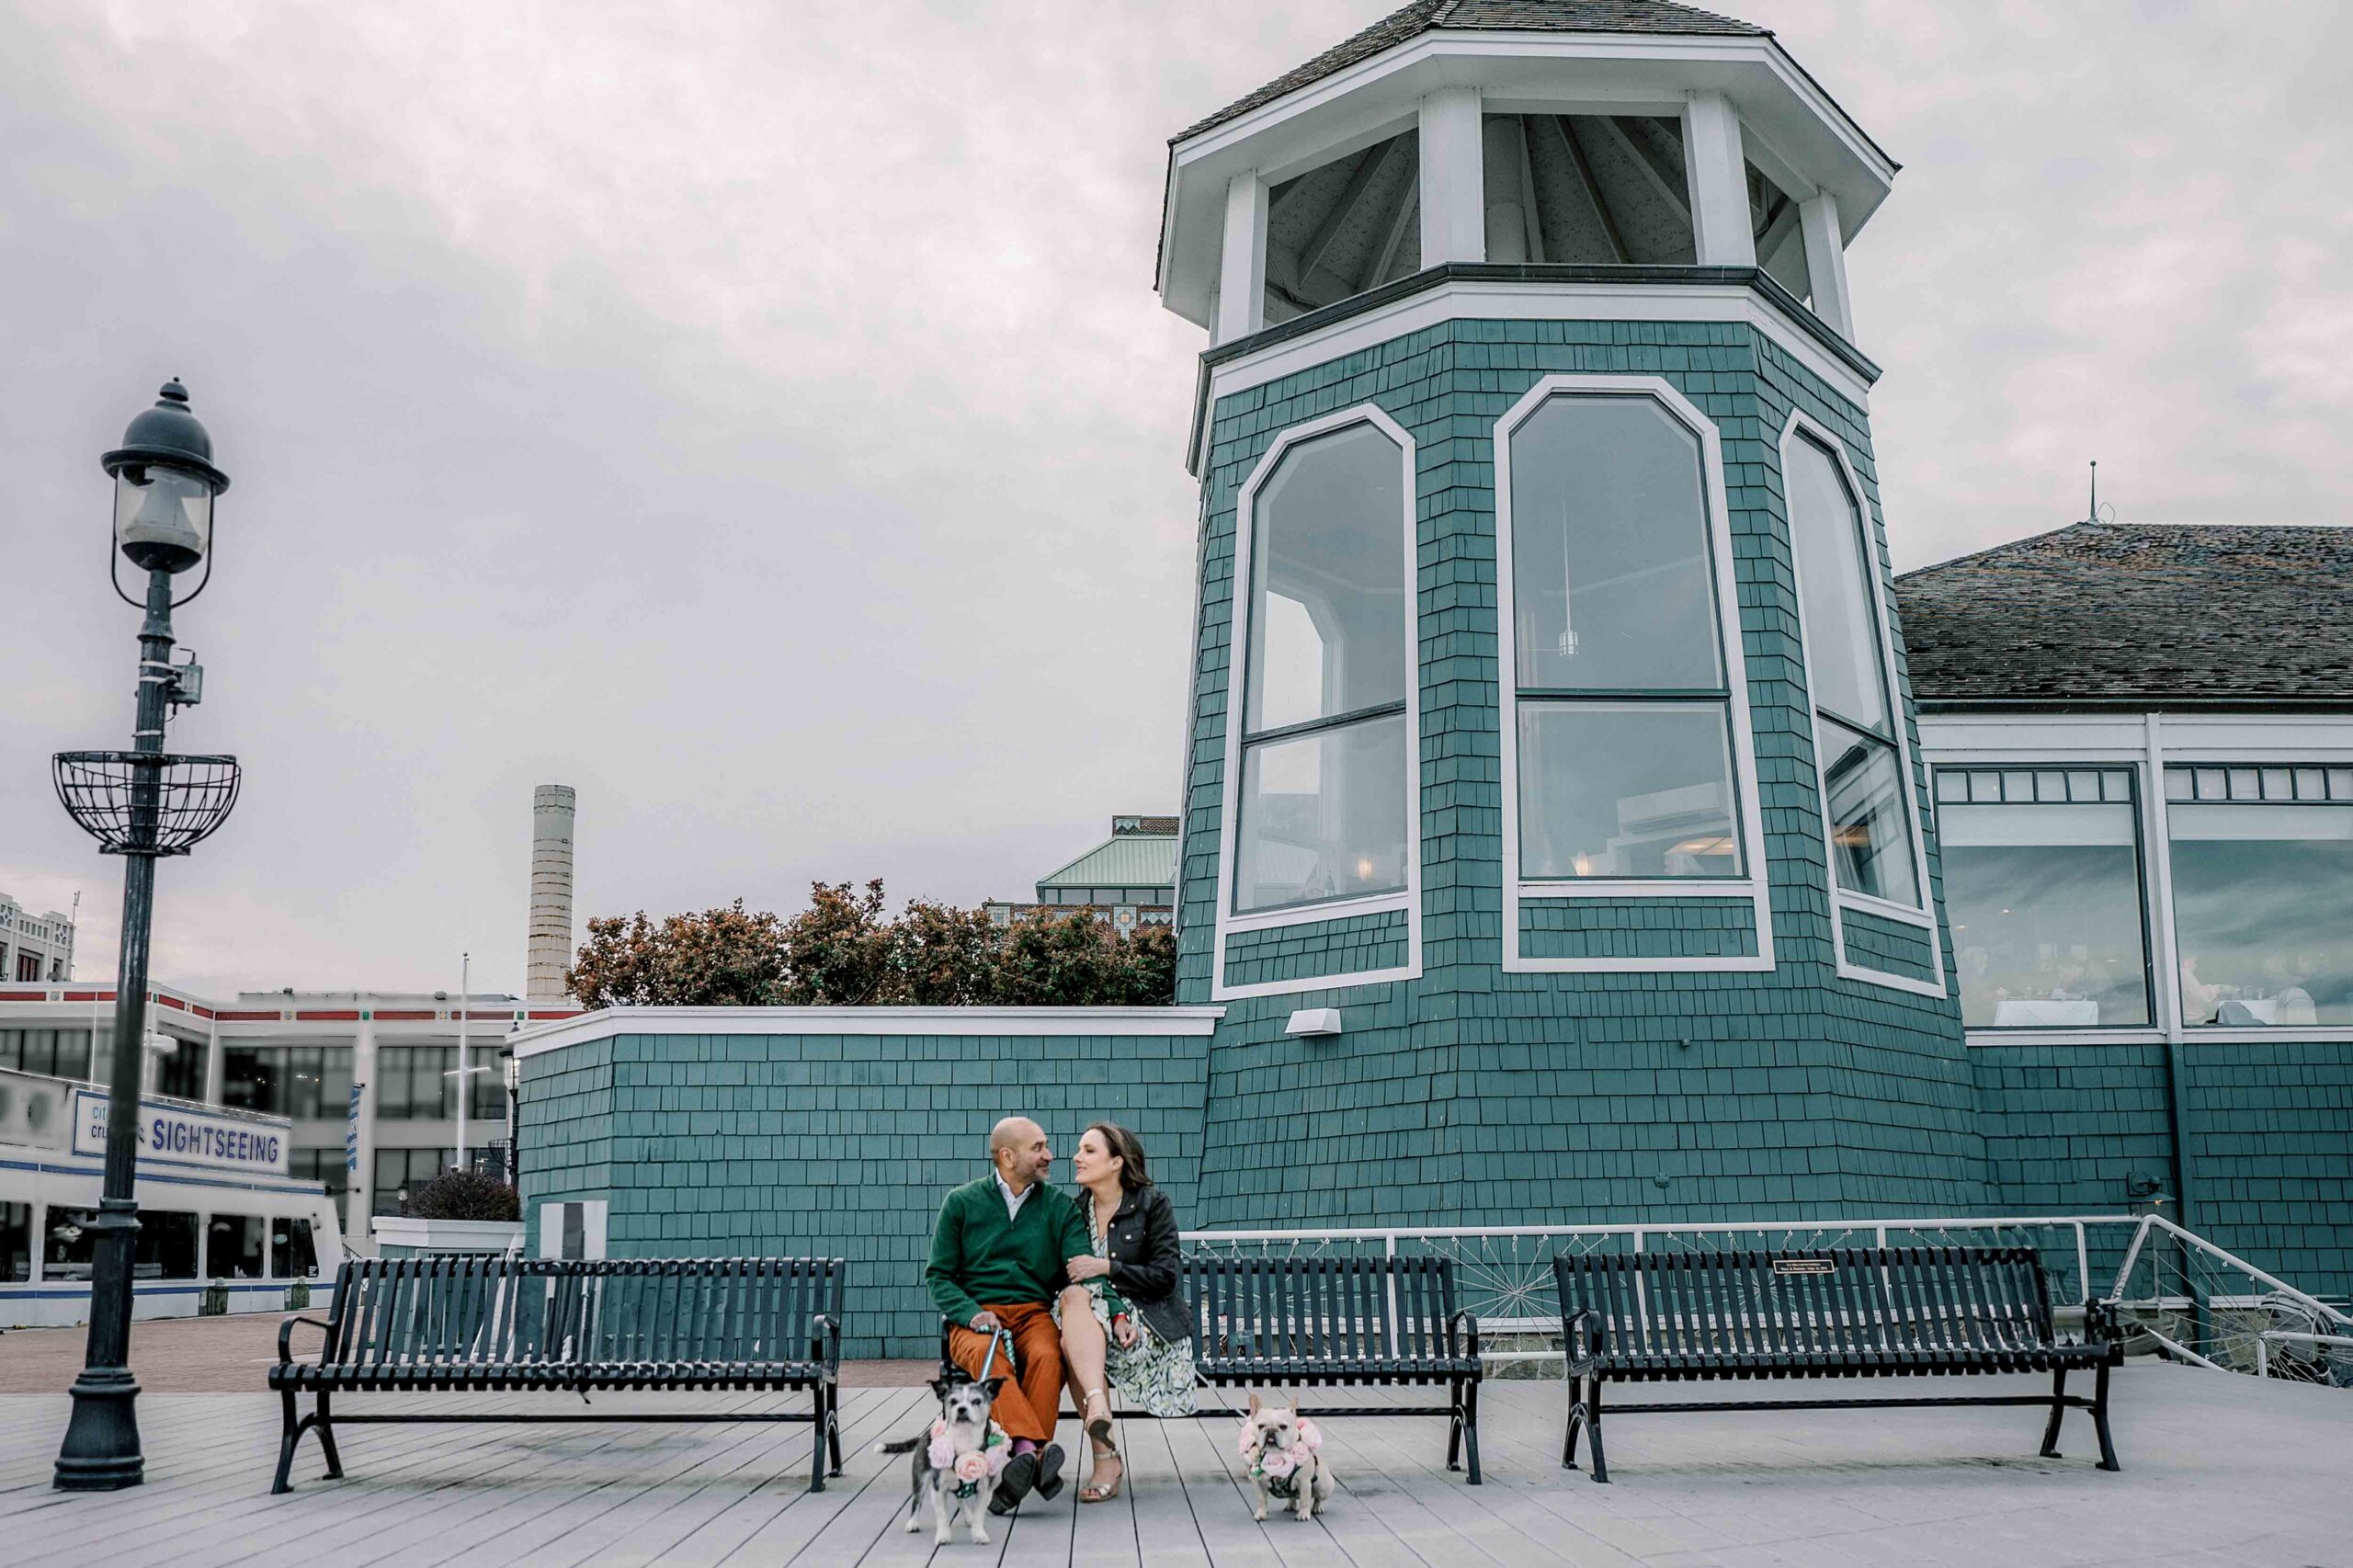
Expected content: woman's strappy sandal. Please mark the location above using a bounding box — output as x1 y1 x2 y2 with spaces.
1083 1387 1114 1443
1080 1446 1123 1503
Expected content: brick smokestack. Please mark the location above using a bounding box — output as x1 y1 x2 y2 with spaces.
528 784 577 1002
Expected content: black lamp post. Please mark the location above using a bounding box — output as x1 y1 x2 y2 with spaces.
51 381 240 1492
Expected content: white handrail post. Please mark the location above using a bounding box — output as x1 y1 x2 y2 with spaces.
2110 1214 2155 1301
2074 1223 2090 1307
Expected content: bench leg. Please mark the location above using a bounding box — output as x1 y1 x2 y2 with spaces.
1562 1375 1586 1470
825 1383 844 1477
2091 1361 2120 1472
1459 1380 1481 1485
2040 1367 2068 1458
809 1385 829 1494
1585 1376 1610 1484
1447 1378 1463 1471
271 1388 302 1495
315 1392 345 1481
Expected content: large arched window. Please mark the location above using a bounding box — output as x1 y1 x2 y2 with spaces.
1505 393 1745 882
1786 428 1921 908
1229 417 1412 915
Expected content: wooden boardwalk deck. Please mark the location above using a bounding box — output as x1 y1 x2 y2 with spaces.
1 1367 2347 1566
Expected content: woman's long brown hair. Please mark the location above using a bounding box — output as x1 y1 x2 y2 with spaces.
1085 1121 1153 1192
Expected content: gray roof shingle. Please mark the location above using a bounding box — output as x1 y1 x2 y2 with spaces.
1175 0 1768 144
1894 522 2353 710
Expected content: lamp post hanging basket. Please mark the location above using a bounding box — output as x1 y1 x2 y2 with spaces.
51 751 241 857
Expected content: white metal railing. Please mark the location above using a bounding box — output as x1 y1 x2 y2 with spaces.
1180 1211 2352 1383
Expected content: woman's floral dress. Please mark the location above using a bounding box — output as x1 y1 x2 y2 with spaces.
1054 1196 1197 1417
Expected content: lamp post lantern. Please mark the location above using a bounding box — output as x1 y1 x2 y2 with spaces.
51 380 240 1492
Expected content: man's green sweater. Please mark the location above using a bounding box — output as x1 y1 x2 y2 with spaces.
926 1175 1089 1325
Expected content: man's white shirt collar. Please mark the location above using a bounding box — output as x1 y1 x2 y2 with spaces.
995 1171 1031 1220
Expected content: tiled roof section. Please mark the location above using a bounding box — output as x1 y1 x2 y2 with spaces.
1895 522 2353 709
1176 0 1768 143
1037 833 1179 892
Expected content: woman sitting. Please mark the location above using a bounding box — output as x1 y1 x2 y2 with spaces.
1056 1120 1195 1502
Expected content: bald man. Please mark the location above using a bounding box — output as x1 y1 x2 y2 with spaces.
926 1116 1091 1511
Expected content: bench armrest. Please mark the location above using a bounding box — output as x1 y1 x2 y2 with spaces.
278 1314 335 1367
1562 1307 1601 1377
811 1312 842 1376
2084 1299 2125 1357
1448 1307 1481 1362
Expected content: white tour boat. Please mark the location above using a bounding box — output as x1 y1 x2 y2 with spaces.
0 1065 344 1328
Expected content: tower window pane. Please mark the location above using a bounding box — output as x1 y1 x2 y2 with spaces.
1509 395 1722 692
1817 715 1919 907
1245 423 1407 733
1518 703 1742 879
1233 418 1412 917
1235 713 1408 913
1788 434 1896 737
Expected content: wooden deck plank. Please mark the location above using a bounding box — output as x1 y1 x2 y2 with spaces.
332 1393 829 1568
558 1389 917 1568
1115 1414 1211 1568
648 1387 926 1568
4 1395 540 1553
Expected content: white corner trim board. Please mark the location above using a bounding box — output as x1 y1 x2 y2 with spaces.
510 1005 1228 1059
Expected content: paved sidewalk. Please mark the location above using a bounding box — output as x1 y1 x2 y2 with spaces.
1 1363 2347 1566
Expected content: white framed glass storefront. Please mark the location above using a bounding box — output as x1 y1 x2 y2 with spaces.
1923 712 2353 1040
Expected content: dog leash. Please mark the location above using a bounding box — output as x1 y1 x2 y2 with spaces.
976 1324 1016 1381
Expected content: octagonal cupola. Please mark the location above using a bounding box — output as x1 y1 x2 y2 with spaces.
1156 0 1894 353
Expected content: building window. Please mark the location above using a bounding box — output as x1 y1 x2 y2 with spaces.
1787 429 1920 907
1936 767 2151 1028
15 952 39 983
207 1214 267 1279
1505 393 1745 881
1232 418 1412 915
42 1206 100 1281
135 1210 200 1280
290 1146 351 1218
272 1219 319 1278
374 1147 453 1217
0 1028 96 1080
377 1045 506 1121
222 1044 352 1119
2166 765 2353 1027
154 1034 206 1101
2 1201 30 1282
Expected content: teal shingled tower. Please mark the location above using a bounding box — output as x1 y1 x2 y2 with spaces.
1156 0 1987 1225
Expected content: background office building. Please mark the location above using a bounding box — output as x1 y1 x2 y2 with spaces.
984 813 1177 933
0 983 579 1237
0 892 74 983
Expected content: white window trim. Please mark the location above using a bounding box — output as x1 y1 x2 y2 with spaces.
1779 408 1944 999
1211 403 1424 1003
1924 712 2353 1047
1496 375 1775 974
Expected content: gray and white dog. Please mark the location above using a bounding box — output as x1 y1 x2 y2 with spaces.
875 1376 1006 1545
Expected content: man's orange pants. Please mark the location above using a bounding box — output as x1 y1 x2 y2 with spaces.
947 1301 1064 1445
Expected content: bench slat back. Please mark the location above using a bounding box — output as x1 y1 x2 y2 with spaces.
1187 1256 1459 1367
1554 1247 2056 1361
322 1256 845 1369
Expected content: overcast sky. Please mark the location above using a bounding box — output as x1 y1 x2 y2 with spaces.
3 1 2347 997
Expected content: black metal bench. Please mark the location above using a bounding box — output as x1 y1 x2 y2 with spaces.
941 1255 1483 1483
1552 1245 2122 1482
269 1256 845 1495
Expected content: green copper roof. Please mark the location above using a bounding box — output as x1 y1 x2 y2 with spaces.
1037 833 1178 892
